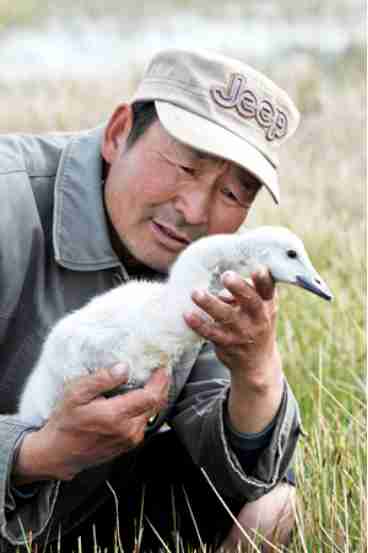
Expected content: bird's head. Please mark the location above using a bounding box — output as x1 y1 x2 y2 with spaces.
238 227 333 301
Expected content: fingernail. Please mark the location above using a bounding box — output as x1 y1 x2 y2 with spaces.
110 363 129 377
222 271 235 283
184 311 200 324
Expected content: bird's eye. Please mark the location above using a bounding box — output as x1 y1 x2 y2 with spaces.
287 249 298 259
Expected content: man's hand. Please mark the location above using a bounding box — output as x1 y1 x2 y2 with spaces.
184 268 284 434
13 366 169 484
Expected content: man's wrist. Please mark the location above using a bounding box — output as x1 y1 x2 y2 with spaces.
12 430 64 486
227 345 284 434
224 401 278 448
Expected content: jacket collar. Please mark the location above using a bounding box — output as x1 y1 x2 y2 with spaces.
53 126 122 272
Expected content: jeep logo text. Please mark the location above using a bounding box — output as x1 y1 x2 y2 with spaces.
210 73 288 142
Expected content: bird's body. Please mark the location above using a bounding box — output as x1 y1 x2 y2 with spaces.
18 227 332 426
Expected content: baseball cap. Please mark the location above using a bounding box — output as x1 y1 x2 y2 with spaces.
132 48 300 204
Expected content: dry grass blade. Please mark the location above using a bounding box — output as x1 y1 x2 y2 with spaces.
181 485 205 551
319 525 345 553
144 516 172 553
105 480 123 552
308 372 365 430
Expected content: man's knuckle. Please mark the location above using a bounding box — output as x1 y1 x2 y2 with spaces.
157 399 167 412
262 317 272 331
129 434 141 448
65 387 82 406
93 371 112 389
151 391 165 410
257 303 269 319
143 389 156 407
222 333 235 347
126 424 144 447
124 427 136 445
245 293 260 309
207 328 222 343
251 322 267 340
104 408 120 429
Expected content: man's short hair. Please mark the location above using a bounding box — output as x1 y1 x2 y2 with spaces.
126 101 158 149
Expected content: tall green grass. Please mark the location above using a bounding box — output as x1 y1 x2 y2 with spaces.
247 52 366 552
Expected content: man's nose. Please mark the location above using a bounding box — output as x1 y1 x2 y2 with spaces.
174 184 211 226
174 162 229 226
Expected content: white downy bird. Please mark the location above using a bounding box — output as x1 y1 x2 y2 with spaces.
18 226 332 425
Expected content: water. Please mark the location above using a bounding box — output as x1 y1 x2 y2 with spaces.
0 12 363 81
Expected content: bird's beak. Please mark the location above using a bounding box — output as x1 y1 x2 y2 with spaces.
296 275 333 301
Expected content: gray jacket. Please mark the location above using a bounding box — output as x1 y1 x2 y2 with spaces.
0 127 301 550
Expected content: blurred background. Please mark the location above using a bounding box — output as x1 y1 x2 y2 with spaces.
0 1 365 229
0 1 366 550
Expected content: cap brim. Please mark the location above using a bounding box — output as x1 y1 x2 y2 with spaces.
155 101 280 204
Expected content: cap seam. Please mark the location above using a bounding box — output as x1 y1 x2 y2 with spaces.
137 78 208 99
156 100 278 169
142 74 208 92
142 75 294 112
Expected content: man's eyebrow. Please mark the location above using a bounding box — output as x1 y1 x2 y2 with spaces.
194 151 218 162
170 138 218 163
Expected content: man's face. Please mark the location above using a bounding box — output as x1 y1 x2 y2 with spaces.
103 109 260 273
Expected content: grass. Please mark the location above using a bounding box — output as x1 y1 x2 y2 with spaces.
246 49 366 552
4 8 365 552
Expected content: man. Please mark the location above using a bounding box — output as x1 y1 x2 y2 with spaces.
0 49 302 551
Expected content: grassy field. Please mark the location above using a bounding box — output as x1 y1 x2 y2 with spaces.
2 5 366 551
249 48 366 552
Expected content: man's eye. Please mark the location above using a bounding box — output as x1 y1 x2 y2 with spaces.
178 164 196 176
221 186 241 204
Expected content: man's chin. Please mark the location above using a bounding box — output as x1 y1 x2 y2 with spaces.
140 252 177 275
118 232 187 275
123 246 177 275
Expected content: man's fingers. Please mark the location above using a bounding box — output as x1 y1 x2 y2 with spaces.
187 272 264 332
251 267 275 301
191 290 236 325
220 271 263 318
222 269 275 303
217 288 236 304
108 367 170 419
64 364 130 405
144 366 170 395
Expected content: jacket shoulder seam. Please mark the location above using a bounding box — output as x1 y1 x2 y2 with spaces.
0 169 26 176
0 170 56 178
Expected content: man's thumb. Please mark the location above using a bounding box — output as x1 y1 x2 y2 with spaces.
64 364 130 405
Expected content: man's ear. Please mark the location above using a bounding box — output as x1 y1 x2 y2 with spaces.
102 103 134 164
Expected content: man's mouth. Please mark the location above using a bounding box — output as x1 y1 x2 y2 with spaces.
152 220 191 246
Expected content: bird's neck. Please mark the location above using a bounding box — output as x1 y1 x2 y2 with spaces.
163 234 243 325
